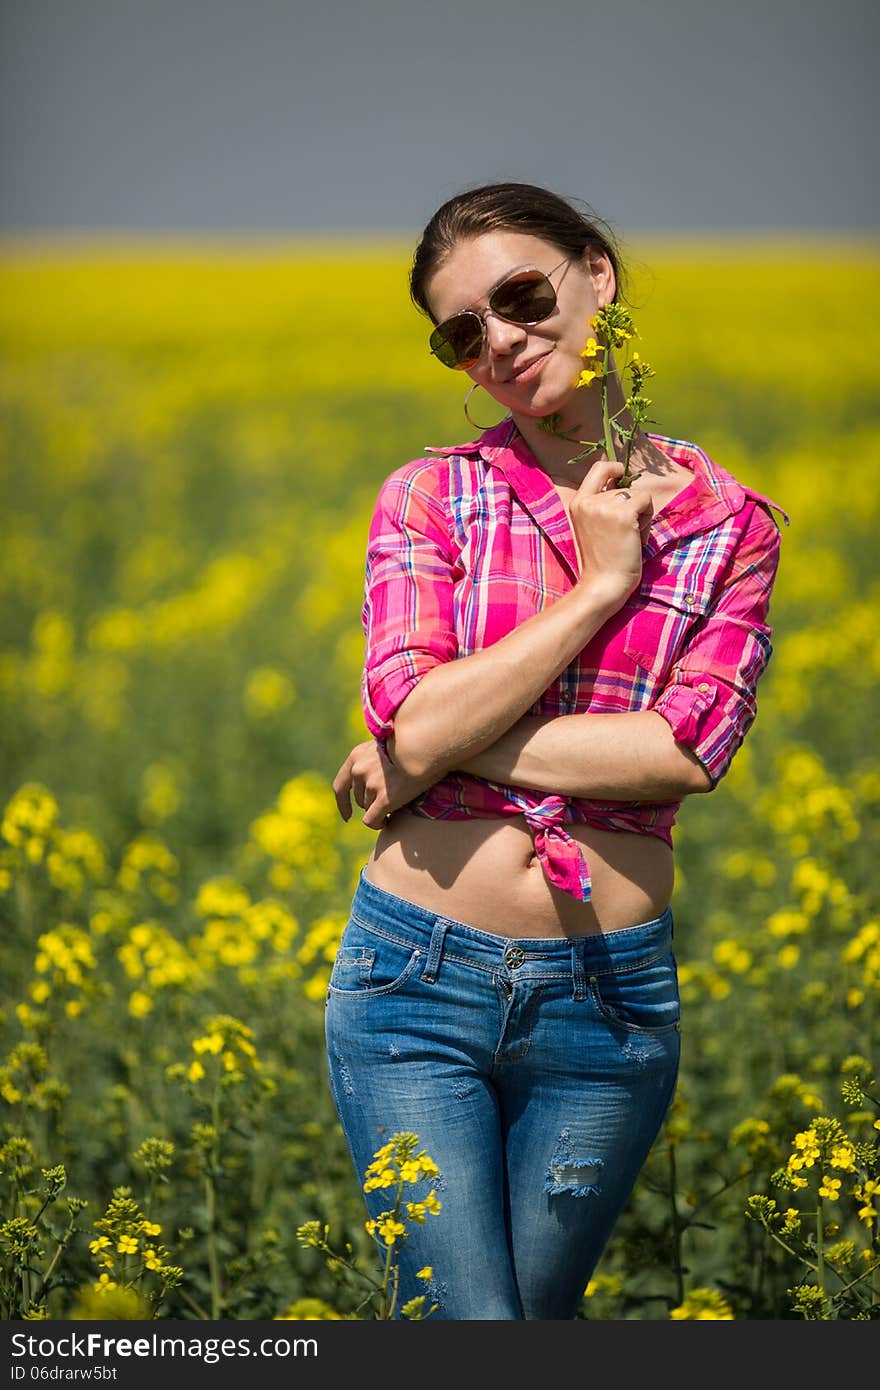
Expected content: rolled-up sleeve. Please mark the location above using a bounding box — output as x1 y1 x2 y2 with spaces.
652 503 783 790
360 466 459 746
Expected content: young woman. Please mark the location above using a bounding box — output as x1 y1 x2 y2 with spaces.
328 182 789 1320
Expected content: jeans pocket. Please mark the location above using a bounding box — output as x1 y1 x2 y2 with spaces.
589 949 681 1035
327 918 423 1000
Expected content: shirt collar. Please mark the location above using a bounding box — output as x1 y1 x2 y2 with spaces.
426 418 789 574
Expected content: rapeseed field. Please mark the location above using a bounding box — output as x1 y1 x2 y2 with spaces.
1 238 878 1319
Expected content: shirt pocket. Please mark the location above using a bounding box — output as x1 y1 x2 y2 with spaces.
621 568 715 681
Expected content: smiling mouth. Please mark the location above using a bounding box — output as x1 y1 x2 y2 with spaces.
506 349 552 382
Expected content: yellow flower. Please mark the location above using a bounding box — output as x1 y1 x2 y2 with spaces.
669 1287 734 1320
89 1236 111 1253
187 1060 205 1083
576 368 601 388
829 1143 856 1172
143 1247 162 1271
141 1220 161 1236
363 1165 397 1192
117 1235 138 1254
817 1175 841 1200
579 337 604 359
416 1266 433 1280
376 1217 406 1246
128 991 153 1018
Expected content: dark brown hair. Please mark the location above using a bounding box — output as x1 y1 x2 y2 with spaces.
410 181 630 323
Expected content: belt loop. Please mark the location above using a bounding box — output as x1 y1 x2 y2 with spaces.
422 917 450 984
571 939 587 1001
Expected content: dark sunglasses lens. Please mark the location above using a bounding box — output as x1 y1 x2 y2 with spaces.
491 270 557 324
430 312 483 369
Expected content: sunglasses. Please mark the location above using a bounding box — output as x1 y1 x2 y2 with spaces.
428 258 571 370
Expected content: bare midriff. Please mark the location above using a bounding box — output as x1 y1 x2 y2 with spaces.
364 811 674 938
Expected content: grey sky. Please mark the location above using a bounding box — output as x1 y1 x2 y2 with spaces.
1 0 876 235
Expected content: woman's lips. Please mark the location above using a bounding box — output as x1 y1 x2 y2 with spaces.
506 349 552 383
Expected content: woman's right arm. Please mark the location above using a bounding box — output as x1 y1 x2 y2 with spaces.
363 456 652 784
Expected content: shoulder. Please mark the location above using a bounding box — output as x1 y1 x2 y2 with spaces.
373 455 454 512
649 431 791 536
374 434 491 516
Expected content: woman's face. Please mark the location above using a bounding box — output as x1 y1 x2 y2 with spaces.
424 230 615 420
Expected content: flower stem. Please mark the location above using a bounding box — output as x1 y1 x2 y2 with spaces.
601 347 617 464
816 1196 826 1308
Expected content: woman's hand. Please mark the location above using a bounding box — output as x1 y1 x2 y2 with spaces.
569 458 655 609
332 739 438 829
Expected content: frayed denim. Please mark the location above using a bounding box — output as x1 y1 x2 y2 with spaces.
324 866 681 1320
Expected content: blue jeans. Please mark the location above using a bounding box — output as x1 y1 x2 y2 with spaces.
324 866 681 1320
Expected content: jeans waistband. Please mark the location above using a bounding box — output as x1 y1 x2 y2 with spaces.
350 866 674 984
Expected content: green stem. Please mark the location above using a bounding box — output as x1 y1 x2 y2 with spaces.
762 1222 819 1272
314 1242 385 1294
816 1197 825 1306
667 1139 685 1306
380 1237 395 1319
601 351 617 464
177 1285 211 1320
206 1083 222 1319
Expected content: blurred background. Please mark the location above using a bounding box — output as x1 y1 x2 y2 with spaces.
1 0 878 1323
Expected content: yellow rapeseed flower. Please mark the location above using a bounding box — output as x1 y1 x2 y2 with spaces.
376 1217 406 1246
128 991 153 1018
817 1175 841 1200
669 1287 734 1320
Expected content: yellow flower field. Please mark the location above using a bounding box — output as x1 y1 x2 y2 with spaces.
1 238 878 1319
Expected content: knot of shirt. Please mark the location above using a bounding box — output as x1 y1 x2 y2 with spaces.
521 795 593 902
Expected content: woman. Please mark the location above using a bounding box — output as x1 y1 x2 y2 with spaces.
327 182 789 1320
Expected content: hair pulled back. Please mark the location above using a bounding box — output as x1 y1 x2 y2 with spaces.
410 182 629 323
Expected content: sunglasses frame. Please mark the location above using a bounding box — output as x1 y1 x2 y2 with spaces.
429 257 572 370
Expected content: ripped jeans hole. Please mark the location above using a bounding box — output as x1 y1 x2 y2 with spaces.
544 1159 603 1197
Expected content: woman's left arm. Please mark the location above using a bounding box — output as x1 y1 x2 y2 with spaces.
460 502 783 801
456 710 708 800
336 502 783 823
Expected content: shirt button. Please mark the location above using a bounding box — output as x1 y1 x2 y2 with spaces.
683 593 696 606
698 682 711 693
504 945 526 969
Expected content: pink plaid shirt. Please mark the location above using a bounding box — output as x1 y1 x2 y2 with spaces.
360 418 790 902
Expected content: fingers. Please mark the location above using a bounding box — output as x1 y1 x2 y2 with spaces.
332 765 352 821
576 459 626 495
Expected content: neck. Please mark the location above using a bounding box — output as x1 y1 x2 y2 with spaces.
508 351 637 485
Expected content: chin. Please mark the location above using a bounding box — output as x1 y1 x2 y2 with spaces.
517 386 572 420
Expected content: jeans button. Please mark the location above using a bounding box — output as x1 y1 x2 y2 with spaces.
504 945 526 969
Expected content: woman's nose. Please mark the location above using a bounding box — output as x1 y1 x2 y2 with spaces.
483 312 527 356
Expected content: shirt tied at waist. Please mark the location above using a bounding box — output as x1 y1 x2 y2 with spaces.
521 795 593 902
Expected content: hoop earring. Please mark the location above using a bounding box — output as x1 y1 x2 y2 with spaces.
463 383 507 432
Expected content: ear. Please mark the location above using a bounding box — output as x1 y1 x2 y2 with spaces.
583 246 616 307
